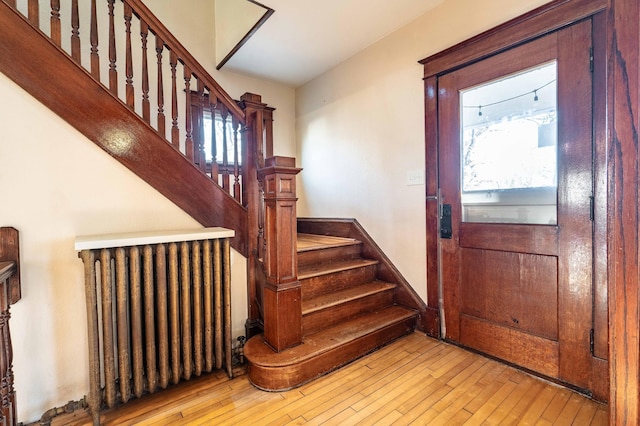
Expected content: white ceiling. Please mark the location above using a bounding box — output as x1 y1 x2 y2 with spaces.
222 0 443 88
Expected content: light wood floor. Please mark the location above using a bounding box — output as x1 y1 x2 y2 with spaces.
51 332 607 425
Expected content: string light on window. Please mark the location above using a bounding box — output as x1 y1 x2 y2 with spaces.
467 79 555 117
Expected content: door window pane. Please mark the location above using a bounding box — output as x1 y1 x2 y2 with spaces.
460 62 557 224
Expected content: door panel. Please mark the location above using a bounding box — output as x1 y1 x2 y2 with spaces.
438 20 593 391
460 248 559 340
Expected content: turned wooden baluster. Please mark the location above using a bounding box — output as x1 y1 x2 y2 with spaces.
156 37 166 137
50 0 61 46
71 0 80 62
196 82 207 172
170 51 179 148
108 0 118 95
27 0 39 27
232 117 241 202
90 0 99 79
140 20 150 124
210 100 220 182
124 4 134 109
184 66 194 162
220 106 230 191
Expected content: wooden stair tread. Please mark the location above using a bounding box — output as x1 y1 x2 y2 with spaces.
244 306 416 367
297 233 360 252
298 258 378 279
302 281 396 314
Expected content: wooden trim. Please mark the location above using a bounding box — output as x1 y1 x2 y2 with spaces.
608 0 640 422
424 76 439 338
459 223 558 256
419 0 606 78
459 315 560 378
216 0 275 70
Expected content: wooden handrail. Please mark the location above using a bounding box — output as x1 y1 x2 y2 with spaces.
123 0 245 123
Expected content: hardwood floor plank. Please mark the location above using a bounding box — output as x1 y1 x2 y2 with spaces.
413 362 508 424
346 359 437 424
550 391 584 424
45 333 607 426
589 405 609 425
481 374 537 424
499 380 546 425
447 357 489 387
518 385 559 425
392 384 455 424
265 414 295 426
462 378 518 425
540 387 572 422
302 393 366 424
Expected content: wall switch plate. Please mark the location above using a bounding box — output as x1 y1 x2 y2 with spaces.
406 170 424 186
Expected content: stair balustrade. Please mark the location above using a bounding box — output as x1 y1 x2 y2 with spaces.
2 0 270 208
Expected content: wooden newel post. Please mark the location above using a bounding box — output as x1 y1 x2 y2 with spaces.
258 156 302 352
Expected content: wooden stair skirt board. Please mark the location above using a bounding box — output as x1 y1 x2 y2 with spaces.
245 233 418 391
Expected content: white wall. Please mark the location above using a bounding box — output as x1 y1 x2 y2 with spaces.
2 1 295 422
296 0 552 302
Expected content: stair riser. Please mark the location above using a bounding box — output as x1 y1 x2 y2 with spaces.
298 244 362 268
247 318 417 391
301 265 378 299
303 290 395 335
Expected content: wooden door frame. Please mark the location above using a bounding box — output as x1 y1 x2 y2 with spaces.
420 0 640 421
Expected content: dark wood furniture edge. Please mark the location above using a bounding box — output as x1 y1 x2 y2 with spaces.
297 218 430 334
0 227 20 305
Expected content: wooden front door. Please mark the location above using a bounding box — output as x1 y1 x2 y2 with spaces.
437 20 594 391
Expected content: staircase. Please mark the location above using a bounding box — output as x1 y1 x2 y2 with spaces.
0 0 428 414
244 231 418 391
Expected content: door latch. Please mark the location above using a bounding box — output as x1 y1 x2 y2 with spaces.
440 204 452 239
